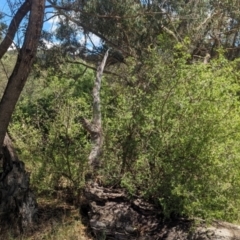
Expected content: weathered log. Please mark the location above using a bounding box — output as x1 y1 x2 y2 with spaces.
82 183 240 240
0 134 37 234
82 183 176 239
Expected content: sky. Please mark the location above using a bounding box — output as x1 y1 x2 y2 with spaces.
0 0 101 49
0 0 56 47
0 0 13 25
0 0 55 30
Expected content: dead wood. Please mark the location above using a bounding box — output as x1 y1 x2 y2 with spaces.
80 50 109 169
81 183 193 240
82 183 240 239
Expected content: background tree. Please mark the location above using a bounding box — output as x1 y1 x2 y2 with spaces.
0 12 7 41
44 0 240 62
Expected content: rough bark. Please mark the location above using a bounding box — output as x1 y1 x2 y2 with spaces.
82 183 167 239
0 0 45 233
0 0 45 148
81 50 109 169
0 134 37 233
82 183 240 240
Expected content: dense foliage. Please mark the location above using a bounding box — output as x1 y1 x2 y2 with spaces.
7 46 240 222
9 63 94 194
47 0 240 61
101 50 240 221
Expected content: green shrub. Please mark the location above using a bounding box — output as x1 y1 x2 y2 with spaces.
102 52 240 222
10 63 94 194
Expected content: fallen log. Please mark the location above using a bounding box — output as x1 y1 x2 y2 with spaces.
82 183 240 240
82 183 189 239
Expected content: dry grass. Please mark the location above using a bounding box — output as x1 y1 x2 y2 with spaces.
1 196 92 240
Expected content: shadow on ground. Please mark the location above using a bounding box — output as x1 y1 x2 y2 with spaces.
0 195 92 240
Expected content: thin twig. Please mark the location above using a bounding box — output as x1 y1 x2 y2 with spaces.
66 59 125 79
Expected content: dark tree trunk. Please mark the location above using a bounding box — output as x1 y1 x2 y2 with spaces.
0 0 45 233
0 134 37 234
0 0 45 147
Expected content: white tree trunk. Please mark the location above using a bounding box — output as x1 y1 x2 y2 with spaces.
81 50 109 168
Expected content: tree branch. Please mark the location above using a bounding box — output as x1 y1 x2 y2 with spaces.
66 59 123 78
0 0 31 59
161 24 179 42
46 0 130 56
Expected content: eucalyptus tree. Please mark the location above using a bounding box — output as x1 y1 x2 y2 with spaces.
45 0 240 62
0 0 45 232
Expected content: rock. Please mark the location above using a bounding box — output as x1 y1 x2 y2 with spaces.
190 222 240 240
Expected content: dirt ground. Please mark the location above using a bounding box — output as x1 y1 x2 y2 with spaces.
0 196 92 240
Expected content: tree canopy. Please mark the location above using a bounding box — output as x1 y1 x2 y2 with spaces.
43 0 240 61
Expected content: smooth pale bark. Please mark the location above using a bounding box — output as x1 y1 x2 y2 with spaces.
0 0 46 148
81 50 109 168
